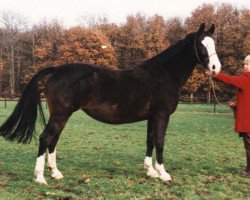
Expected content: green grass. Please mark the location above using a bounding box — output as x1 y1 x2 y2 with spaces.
0 102 249 199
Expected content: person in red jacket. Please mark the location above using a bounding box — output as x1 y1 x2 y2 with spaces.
211 55 250 178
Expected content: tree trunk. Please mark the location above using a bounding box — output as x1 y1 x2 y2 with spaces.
16 44 21 93
207 90 211 103
0 49 2 98
32 31 35 67
9 44 15 98
190 92 194 102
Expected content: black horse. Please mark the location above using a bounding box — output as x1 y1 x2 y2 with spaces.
0 23 221 184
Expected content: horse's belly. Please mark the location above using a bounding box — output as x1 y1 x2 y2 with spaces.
82 103 148 124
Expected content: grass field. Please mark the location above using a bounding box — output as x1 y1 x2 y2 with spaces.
0 102 249 199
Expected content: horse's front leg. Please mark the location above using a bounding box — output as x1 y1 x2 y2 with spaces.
154 113 172 182
144 119 159 178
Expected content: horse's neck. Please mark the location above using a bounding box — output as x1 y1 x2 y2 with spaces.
167 53 196 88
153 43 196 88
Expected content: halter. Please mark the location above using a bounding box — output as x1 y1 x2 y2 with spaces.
194 34 222 105
194 34 217 67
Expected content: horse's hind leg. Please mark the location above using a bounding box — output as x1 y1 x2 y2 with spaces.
48 134 63 179
34 114 70 185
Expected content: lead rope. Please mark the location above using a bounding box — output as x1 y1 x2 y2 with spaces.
209 75 221 105
209 75 230 110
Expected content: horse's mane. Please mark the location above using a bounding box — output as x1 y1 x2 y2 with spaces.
142 33 194 67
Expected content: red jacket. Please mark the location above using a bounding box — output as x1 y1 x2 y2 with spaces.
215 72 250 133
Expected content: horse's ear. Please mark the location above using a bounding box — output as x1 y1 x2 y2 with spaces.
197 23 205 36
207 24 215 36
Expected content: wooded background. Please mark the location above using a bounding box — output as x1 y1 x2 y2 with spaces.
0 3 249 102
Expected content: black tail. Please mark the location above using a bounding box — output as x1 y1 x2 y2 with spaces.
0 67 56 144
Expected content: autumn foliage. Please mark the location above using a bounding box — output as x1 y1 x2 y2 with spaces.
0 3 249 102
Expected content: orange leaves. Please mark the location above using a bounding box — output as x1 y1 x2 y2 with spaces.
182 68 206 94
34 26 117 68
34 41 53 59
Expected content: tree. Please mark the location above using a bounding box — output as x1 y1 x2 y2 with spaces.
18 30 37 88
118 13 147 68
95 22 122 48
78 14 109 28
145 14 167 57
33 20 65 67
213 4 244 100
0 44 3 97
185 4 215 32
182 68 205 101
0 11 27 97
239 9 250 57
58 27 117 68
165 17 186 46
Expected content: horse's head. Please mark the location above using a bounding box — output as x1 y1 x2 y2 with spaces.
195 23 221 74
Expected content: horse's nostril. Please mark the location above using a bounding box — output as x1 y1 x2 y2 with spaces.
212 65 215 70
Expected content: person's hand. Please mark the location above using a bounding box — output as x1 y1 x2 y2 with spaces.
205 69 218 77
205 69 212 76
229 102 236 107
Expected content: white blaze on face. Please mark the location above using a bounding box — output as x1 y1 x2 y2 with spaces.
201 37 221 74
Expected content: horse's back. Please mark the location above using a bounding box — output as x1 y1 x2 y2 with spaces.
44 63 153 122
44 63 179 123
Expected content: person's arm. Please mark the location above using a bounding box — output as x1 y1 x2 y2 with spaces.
214 73 246 89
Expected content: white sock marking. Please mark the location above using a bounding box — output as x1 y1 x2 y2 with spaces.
155 162 172 182
48 149 63 179
34 154 47 185
144 157 159 178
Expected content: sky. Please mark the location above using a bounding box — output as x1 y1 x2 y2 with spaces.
0 0 249 27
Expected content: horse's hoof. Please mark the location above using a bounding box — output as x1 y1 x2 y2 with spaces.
35 177 48 185
51 171 64 179
147 171 159 178
159 174 172 182
53 174 64 179
163 179 174 185
145 166 160 178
